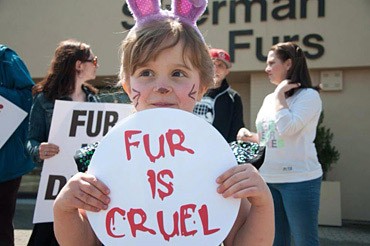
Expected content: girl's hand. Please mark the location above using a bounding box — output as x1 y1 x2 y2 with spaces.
54 172 110 213
216 164 272 208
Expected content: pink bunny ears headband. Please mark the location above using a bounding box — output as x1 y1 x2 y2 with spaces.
126 0 208 42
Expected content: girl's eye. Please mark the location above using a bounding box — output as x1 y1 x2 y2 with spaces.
139 70 153 77
172 70 185 77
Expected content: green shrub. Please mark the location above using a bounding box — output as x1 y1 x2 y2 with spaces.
314 112 340 180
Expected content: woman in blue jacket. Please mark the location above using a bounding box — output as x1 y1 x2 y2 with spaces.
26 39 100 246
0 44 35 246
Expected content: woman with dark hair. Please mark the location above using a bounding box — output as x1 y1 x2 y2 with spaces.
27 39 100 246
238 42 322 246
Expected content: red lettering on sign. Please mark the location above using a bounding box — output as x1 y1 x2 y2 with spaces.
199 204 220 235
105 204 219 241
166 129 194 156
180 204 197 236
127 208 156 237
147 169 156 199
147 169 174 200
124 129 194 163
124 130 142 160
143 134 165 162
157 210 180 241
106 207 126 238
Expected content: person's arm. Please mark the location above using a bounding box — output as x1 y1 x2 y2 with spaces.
25 94 60 161
217 164 274 246
272 80 297 112
0 47 34 112
231 198 274 245
0 86 32 112
54 207 100 246
273 81 322 136
26 96 46 164
53 172 110 246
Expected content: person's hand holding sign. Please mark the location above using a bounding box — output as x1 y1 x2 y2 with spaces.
38 142 60 160
55 172 110 213
54 172 110 246
217 164 271 204
216 163 274 245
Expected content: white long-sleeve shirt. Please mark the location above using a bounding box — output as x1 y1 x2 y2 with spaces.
256 88 323 183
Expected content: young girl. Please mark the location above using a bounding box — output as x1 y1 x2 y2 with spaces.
53 1 274 245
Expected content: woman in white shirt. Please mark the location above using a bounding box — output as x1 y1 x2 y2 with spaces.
238 42 322 246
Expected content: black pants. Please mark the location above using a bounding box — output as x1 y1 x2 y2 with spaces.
27 222 59 246
0 177 22 246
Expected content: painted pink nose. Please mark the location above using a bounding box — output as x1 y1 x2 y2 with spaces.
156 87 170 94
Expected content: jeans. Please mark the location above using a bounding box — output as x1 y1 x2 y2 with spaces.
268 177 322 246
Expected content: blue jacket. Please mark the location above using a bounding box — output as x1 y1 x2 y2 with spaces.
27 87 100 165
0 45 35 182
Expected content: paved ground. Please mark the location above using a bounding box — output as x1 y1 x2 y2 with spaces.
14 200 34 246
14 199 370 246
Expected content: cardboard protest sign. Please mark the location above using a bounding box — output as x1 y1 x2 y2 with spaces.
0 95 28 149
87 108 240 245
33 100 134 223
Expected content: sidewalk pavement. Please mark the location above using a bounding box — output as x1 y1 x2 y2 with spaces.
14 199 370 246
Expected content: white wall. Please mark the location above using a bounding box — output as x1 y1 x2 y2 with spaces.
0 0 126 77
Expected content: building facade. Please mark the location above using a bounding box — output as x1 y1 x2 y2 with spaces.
1 0 370 222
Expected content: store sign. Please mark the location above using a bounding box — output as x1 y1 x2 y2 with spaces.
120 0 325 62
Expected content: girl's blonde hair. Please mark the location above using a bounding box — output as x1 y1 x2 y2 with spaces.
119 18 214 89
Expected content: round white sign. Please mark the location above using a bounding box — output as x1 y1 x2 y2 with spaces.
86 108 240 245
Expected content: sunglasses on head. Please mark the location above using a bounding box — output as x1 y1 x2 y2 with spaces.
86 56 98 66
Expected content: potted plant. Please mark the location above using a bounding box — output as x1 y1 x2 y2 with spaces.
314 112 340 180
314 112 342 226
